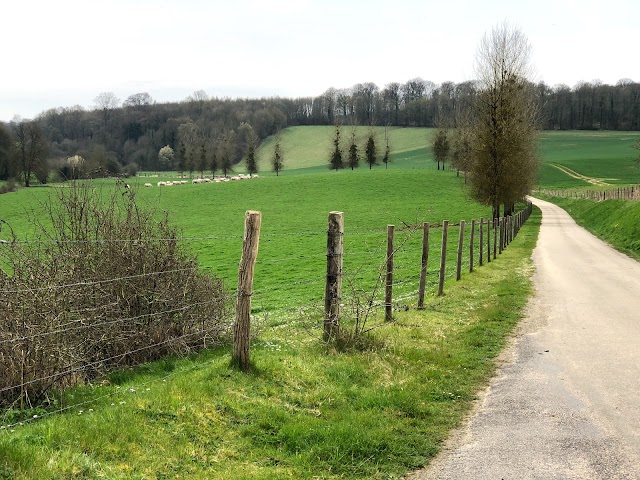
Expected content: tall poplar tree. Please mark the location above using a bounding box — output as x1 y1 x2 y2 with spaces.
468 23 539 219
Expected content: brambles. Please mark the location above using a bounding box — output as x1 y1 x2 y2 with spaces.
0 182 229 407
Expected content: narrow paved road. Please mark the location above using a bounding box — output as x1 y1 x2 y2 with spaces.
410 197 640 479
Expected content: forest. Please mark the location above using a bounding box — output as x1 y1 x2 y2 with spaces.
1 77 640 184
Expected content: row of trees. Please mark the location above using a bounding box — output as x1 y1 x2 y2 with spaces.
328 126 390 171
2 29 638 188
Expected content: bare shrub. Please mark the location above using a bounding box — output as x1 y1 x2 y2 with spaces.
0 181 229 408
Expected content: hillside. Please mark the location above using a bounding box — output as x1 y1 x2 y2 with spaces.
252 126 640 186
256 126 436 172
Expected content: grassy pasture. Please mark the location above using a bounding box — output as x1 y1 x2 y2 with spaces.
0 168 491 312
251 126 639 188
256 126 436 173
537 130 640 188
0 207 540 479
1 125 634 478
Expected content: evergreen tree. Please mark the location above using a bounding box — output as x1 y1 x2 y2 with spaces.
347 128 359 170
329 124 343 171
382 135 391 169
272 140 284 176
245 135 258 176
365 132 377 169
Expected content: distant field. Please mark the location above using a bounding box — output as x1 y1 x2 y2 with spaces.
256 126 437 173
537 131 640 188
253 126 640 188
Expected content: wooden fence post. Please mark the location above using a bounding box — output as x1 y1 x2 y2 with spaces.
494 218 499 258
470 219 476 273
456 220 465 281
385 225 395 322
438 221 448 296
479 218 484 267
417 222 429 310
324 211 344 340
488 219 493 263
233 210 262 371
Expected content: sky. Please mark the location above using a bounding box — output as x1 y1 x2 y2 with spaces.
2 0 639 122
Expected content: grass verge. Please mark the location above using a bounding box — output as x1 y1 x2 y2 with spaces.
0 208 541 479
540 196 640 260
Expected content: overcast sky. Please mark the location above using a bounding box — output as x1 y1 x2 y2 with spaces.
2 0 638 122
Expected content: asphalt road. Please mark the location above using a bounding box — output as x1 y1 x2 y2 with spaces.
409 197 640 479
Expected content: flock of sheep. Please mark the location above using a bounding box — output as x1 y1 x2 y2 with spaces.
144 174 259 187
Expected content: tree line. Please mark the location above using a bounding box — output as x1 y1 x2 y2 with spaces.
1 73 639 187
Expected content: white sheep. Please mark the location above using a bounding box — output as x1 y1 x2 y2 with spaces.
144 183 153 187
157 181 166 186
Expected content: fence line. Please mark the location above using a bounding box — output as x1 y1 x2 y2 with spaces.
537 184 640 202
0 298 232 346
0 266 199 294
1 201 535 424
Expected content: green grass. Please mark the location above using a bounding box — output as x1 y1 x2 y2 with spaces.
0 169 491 312
537 130 640 188
0 208 540 479
5 123 627 478
539 196 640 259
252 126 640 188
256 126 436 173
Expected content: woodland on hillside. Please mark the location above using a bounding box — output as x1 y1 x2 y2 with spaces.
1 78 639 185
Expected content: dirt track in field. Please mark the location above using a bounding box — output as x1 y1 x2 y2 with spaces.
549 163 613 186
408 197 640 479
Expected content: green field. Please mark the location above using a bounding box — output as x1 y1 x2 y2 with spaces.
1 125 635 478
0 203 539 480
256 126 435 174
0 169 491 312
537 130 640 188
252 126 640 189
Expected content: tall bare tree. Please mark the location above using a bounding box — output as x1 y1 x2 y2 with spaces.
12 121 49 187
0 123 16 181
93 92 120 127
468 23 539 219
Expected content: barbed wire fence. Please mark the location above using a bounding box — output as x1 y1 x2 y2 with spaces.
0 200 534 429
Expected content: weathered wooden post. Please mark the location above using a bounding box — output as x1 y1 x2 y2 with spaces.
493 218 501 260
487 220 496 263
385 225 395 322
438 221 448 296
470 219 476 273
233 210 262 371
479 218 484 267
456 220 465 281
417 222 429 310
324 211 344 340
